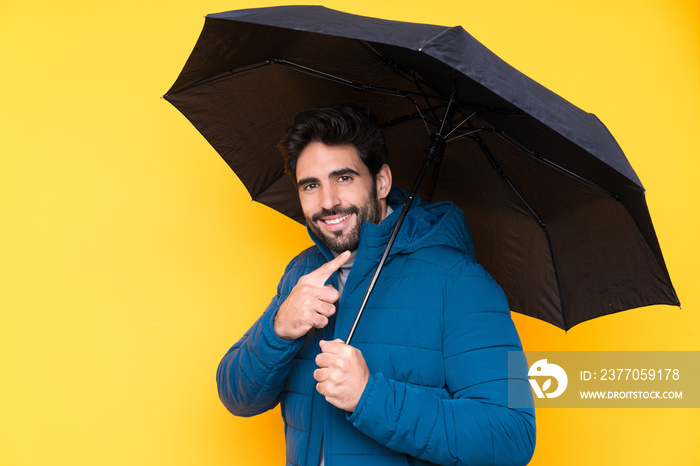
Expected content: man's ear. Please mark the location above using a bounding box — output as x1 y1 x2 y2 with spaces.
375 164 392 200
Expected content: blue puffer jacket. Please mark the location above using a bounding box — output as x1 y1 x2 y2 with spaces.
217 188 536 466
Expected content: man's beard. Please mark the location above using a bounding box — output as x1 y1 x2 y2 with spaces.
307 186 383 254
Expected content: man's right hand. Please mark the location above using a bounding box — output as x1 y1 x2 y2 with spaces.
273 251 351 340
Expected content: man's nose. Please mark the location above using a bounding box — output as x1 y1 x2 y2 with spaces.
319 185 341 210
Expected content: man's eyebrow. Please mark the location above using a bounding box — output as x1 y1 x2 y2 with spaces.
329 168 361 178
296 168 361 189
296 176 319 189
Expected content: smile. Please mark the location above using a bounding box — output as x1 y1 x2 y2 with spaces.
322 213 352 225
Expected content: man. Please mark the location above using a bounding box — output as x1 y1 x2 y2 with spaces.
217 104 536 465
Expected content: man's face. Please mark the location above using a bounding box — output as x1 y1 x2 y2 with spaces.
295 142 391 253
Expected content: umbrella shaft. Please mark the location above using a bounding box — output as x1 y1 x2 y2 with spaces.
345 134 446 344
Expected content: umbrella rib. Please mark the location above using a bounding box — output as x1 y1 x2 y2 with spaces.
446 127 484 142
413 102 432 135
378 107 432 136
272 59 446 101
359 41 437 91
359 40 446 126
358 42 434 85
438 90 456 136
445 111 480 139
472 132 546 229
472 132 569 328
249 170 287 202
275 58 472 133
169 52 494 137
490 127 620 201
453 113 619 201
167 58 448 102
164 61 273 95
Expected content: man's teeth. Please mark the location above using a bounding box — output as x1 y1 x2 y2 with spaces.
324 214 351 225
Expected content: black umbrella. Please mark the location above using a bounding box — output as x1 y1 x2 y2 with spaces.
164 5 678 334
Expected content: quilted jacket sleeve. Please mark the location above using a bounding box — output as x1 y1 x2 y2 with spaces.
216 265 304 417
347 261 536 466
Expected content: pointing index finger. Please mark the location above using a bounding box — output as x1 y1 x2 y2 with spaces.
310 250 351 283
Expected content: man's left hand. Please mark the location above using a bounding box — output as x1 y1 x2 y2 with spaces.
314 339 369 412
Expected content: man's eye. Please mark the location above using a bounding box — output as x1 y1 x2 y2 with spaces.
303 183 318 191
338 175 352 182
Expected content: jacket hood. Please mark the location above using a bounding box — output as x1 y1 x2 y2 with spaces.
308 186 476 261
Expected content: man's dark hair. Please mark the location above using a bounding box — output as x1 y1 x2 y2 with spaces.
278 104 388 181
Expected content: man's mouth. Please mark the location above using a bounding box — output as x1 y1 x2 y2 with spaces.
322 213 352 225
316 212 355 233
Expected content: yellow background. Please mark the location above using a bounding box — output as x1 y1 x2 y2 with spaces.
1 0 698 464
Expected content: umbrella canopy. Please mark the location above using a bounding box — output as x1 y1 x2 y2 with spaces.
164 5 678 330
